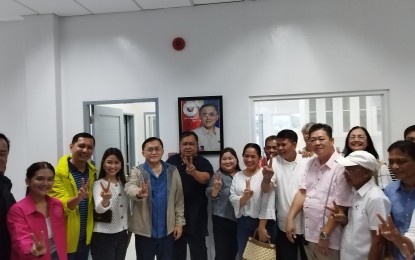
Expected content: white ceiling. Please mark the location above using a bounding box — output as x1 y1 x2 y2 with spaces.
0 0 244 22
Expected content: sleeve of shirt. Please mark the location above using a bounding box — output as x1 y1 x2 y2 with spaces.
404 210 415 248
229 176 242 218
259 188 276 220
93 180 112 214
196 157 214 177
367 195 391 230
7 205 33 256
173 169 186 227
334 166 353 207
49 172 76 216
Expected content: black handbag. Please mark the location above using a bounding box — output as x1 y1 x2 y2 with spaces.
93 209 112 223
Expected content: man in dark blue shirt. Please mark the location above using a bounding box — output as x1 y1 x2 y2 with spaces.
167 131 214 260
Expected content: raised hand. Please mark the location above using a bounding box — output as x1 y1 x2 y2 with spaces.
262 156 274 183
183 156 196 175
325 201 347 225
78 177 90 200
213 173 222 190
242 178 254 200
30 231 46 257
100 180 112 201
299 149 314 158
377 214 401 242
137 180 149 199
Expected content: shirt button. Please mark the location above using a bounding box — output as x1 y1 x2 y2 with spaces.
119 193 121 196
121 216 124 219
120 205 123 207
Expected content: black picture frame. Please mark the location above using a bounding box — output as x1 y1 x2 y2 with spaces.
178 96 224 154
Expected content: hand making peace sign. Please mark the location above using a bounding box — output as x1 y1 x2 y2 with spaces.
30 231 46 257
261 156 274 183
78 177 90 200
242 178 254 200
213 173 222 190
325 201 347 225
182 156 197 175
136 179 149 199
100 180 112 201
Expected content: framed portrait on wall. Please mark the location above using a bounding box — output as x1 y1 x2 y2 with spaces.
178 96 224 154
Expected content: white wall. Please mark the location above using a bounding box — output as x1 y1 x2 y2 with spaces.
1 0 415 201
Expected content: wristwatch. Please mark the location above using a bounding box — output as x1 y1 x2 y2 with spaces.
319 231 330 240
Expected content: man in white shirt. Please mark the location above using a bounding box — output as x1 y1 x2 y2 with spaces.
335 150 390 260
262 129 310 260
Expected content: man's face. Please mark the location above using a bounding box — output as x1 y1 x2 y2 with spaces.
70 137 95 164
343 165 370 189
388 148 415 184
405 131 415 143
180 135 198 158
264 139 278 159
0 139 9 174
276 138 297 160
142 140 164 164
200 106 219 130
310 129 334 159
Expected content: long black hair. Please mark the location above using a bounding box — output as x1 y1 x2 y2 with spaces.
98 148 127 185
342 126 379 159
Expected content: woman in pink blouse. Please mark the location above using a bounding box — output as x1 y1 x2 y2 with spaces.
7 162 67 260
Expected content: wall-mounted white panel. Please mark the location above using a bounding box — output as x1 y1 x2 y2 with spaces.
193 0 242 5
136 0 191 9
16 0 90 16
77 0 141 14
0 0 36 21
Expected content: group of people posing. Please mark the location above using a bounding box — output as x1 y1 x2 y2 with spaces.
1 123 415 260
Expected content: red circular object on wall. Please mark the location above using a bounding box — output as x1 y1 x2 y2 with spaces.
172 37 185 51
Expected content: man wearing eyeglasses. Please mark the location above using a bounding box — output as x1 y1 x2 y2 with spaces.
334 150 390 260
125 137 185 259
193 103 221 151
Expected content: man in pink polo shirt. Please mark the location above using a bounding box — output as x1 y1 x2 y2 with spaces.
286 123 353 260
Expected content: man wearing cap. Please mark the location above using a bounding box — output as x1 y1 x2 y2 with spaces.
334 150 391 260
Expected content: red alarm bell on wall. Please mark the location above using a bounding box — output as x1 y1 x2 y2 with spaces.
172 37 185 51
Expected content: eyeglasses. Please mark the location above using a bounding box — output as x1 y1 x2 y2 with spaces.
145 147 162 153
201 112 218 118
344 169 355 175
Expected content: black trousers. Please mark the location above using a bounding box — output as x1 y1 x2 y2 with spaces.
90 230 129 260
276 228 308 260
174 230 208 260
212 215 238 260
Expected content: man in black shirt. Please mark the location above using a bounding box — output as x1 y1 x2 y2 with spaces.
0 133 16 260
167 131 214 260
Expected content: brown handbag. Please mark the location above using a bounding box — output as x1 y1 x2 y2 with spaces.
242 230 276 260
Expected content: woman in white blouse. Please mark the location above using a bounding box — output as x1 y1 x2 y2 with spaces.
91 148 129 260
230 143 276 258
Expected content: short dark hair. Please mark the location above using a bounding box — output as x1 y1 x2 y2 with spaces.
276 129 298 143
142 137 164 150
388 140 415 160
264 135 278 145
404 125 415 139
72 132 95 146
242 143 261 157
199 103 218 114
0 133 10 151
98 148 126 185
180 131 198 143
219 147 241 172
343 126 379 159
309 123 333 139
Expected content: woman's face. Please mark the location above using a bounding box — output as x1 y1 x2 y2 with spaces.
220 152 238 173
348 128 368 152
103 154 122 178
243 148 260 172
27 168 54 197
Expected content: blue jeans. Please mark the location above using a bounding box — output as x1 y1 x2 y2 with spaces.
91 231 129 260
135 233 174 260
67 238 90 260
